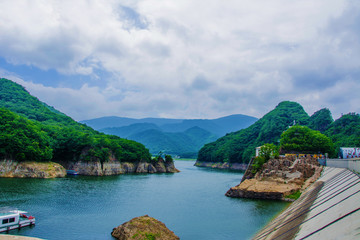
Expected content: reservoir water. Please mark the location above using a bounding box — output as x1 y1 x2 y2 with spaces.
0 160 288 239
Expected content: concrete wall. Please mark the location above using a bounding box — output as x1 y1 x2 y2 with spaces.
324 158 360 173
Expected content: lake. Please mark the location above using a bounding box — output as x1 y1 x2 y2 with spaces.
0 160 288 239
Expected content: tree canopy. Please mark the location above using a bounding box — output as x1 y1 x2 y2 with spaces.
280 125 334 155
0 108 52 161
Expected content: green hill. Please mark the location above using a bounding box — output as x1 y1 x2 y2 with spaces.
0 78 151 163
197 102 360 164
325 113 360 150
197 101 311 164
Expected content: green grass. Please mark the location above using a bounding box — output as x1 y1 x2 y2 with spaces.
285 190 301 200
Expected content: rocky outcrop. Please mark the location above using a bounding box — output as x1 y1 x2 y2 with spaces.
0 160 66 178
111 215 179 240
63 160 179 176
225 156 323 201
194 161 248 170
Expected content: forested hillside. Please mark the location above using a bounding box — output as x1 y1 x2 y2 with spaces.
197 101 360 164
0 78 151 163
325 113 360 151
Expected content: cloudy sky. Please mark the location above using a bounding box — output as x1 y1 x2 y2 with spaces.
0 0 359 121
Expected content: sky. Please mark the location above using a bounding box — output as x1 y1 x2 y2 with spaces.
0 0 359 121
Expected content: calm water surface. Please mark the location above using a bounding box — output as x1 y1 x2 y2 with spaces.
0 160 288 239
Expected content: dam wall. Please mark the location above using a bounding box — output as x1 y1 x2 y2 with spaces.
253 167 360 240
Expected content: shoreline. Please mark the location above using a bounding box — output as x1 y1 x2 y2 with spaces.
194 161 248 171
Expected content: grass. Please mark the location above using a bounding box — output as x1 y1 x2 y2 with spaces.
285 190 301 200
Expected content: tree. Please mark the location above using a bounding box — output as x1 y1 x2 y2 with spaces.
252 143 279 173
280 125 334 155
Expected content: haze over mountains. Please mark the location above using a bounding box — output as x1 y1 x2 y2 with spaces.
81 115 258 157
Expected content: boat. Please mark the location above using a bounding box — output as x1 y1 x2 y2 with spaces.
0 208 35 233
66 169 79 175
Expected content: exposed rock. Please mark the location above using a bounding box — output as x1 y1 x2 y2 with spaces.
136 162 157 173
165 161 180 173
0 160 66 178
194 161 247 170
111 215 179 240
226 156 323 201
121 162 137 173
64 160 179 176
153 158 167 173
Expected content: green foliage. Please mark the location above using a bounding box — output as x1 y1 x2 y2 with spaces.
259 143 279 160
0 78 151 163
285 190 301 200
307 108 333 133
197 101 310 164
325 113 360 153
0 108 52 161
280 125 335 155
251 156 267 174
165 154 173 163
251 144 279 173
197 101 357 165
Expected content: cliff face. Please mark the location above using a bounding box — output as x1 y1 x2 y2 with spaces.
0 159 179 177
62 159 179 176
54 149 180 176
0 160 66 178
225 156 323 201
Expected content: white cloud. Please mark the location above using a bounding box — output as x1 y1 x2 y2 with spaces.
0 0 359 120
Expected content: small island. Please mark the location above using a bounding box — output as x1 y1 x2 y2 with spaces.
111 215 179 240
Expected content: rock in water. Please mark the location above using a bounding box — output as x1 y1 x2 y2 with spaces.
111 215 179 240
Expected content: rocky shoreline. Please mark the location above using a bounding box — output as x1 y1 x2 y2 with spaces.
0 160 66 178
225 156 323 201
194 161 248 170
0 158 179 178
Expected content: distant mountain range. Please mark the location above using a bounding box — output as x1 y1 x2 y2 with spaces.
81 114 258 157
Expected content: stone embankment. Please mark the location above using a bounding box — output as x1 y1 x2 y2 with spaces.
194 161 248 170
226 156 323 201
0 160 66 178
111 215 179 240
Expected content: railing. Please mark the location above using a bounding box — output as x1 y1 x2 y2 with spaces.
319 158 360 173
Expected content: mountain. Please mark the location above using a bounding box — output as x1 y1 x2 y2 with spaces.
81 114 258 137
325 113 360 150
197 101 311 164
102 124 218 158
101 123 162 138
307 108 333 133
0 78 151 164
80 116 183 130
197 101 360 165
82 114 258 157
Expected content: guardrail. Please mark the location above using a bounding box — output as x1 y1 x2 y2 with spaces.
318 158 360 173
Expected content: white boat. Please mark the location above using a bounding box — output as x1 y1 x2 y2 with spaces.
0 208 35 233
